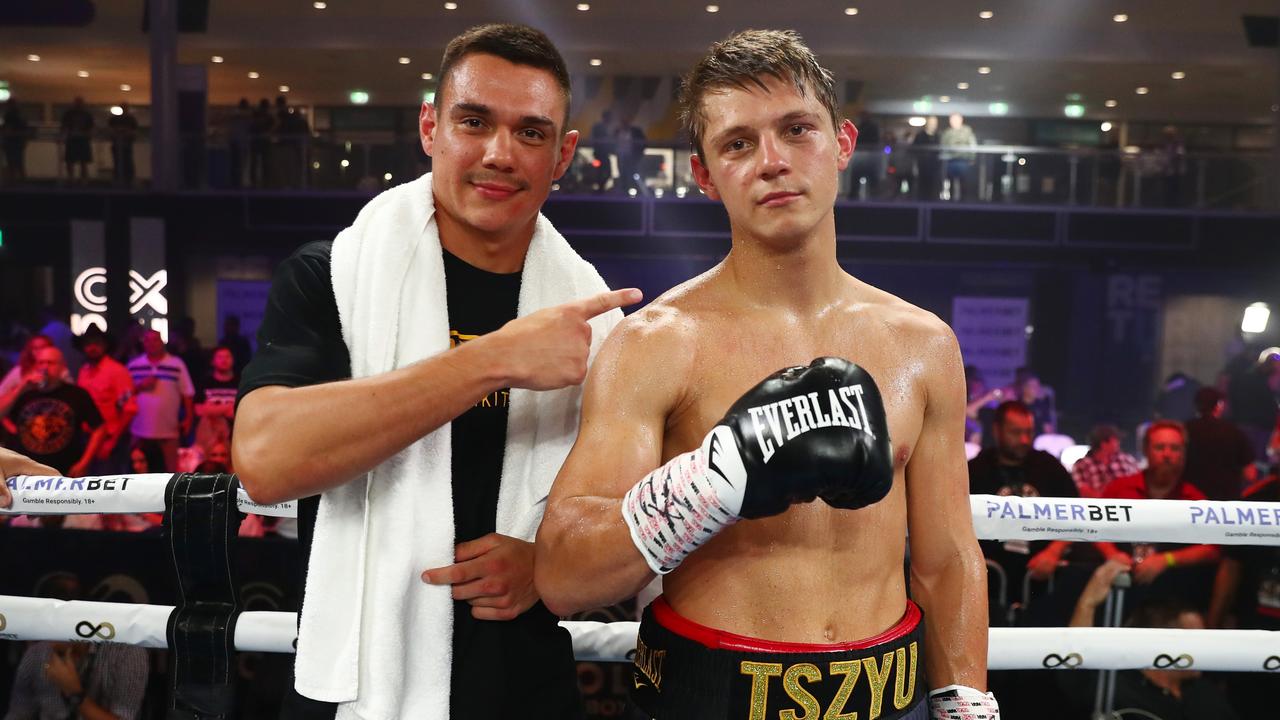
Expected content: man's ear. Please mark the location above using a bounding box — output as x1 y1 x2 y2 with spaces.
836 118 858 171
553 129 580 179
690 152 720 201
420 102 438 157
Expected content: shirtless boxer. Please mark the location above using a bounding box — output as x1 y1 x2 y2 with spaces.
535 30 996 719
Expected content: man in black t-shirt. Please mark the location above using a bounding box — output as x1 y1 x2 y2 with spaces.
234 24 639 720
968 401 1081 613
5 347 105 477
194 346 239 449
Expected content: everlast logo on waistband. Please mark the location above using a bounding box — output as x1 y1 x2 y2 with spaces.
633 637 666 692
747 385 875 463
739 641 918 720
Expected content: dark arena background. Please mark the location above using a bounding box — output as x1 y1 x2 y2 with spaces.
2 1 1279 719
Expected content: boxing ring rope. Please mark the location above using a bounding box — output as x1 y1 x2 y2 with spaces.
1 597 1278 672
3 473 1280 673
5 473 1279 545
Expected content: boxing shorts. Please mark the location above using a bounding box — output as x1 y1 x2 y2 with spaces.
631 596 927 720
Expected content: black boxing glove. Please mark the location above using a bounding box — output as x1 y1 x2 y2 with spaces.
622 357 893 574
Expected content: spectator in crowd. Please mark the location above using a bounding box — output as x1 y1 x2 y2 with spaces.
108 102 139 187
588 109 616 190
614 114 647 194
1063 560 1240 720
1207 471 1278 716
1158 125 1186 207
3 575 149 719
228 98 253 188
1226 347 1279 459
964 364 1003 445
37 308 80 377
1014 369 1056 435
274 96 310 188
1070 424 1141 498
911 115 940 201
2 98 30 183
1185 386 1255 500
126 329 195 472
969 401 1079 595
194 346 239 449
2 346 105 479
0 335 61 414
60 97 95 184
1155 371 1200 421
1098 420 1220 611
940 112 976 201
74 326 136 475
218 315 253 376
249 98 274 188
167 316 206 384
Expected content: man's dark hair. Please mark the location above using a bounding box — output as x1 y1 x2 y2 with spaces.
1194 386 1224 417
1125 598 1199 629
436 23 572 127
1087 424 1121 450
993 400 1033 427
678 29 839 159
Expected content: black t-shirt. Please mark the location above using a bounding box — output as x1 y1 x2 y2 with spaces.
197 374 240 410
968 448 1083 583
1227 478 1280 630
7 383 103 474
1184 416 1254 501
239 241 582 718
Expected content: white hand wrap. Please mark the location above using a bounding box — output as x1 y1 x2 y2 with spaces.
928 685 1000 719
621 426 748 574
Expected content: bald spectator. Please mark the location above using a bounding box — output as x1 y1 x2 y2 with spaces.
1185 387 1256 501
1070 424 1141 498
126 330 194 472
3 347 105 478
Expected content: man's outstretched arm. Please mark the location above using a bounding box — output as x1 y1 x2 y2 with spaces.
234 288 639 505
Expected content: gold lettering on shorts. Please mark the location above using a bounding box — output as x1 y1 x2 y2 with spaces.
861 651 895 720
893 642 918 710
824 660 862 720
740 661 782 720
780 663 822 720
633 637 665 691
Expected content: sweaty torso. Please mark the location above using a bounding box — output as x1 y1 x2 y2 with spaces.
650 270 929 644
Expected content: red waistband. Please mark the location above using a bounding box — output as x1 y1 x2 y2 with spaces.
650 596 921 653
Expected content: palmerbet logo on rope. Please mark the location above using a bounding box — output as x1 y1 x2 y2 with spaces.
6 475 135 501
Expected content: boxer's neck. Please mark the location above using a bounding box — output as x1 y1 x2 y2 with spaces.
722 228 843 310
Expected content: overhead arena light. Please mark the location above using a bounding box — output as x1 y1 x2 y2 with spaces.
1063 104 1085 118
908 116 926 127
1242 302 1271 334
988 102 1009 115
349 90 370 105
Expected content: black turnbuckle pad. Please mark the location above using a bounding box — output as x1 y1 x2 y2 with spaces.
164 472 243 719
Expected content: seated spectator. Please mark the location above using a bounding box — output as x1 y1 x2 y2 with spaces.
1185 387 1255 500
1063 561 1240 720
964 364 1003 445
1098 420 1220 611
1070 424 1141 497
1207 472 1278 716
3 575 149 719
101 442 167 532
969 401 1080 598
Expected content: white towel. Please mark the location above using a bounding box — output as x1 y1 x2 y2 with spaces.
294 172 621 720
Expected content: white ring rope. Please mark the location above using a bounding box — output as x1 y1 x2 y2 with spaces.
2 473 297 518
4 474 1278 546
1 596 1278 672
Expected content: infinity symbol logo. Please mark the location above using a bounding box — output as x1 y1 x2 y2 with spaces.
1042 653 1083 668
128 270 168 315
0 613 6 632
1264 656 1280 671
75 621 116 640
1153 653 1193 669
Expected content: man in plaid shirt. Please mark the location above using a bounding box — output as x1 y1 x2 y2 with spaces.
1071 424 1141 497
